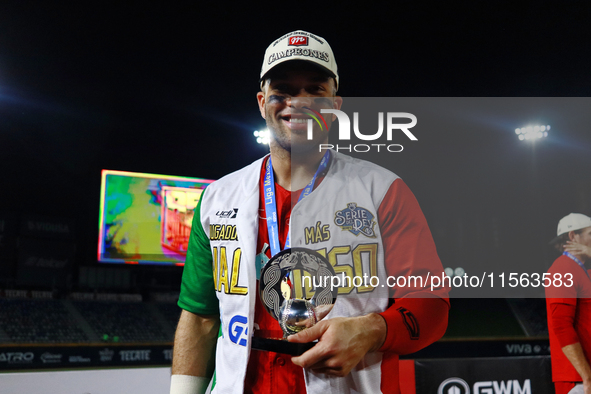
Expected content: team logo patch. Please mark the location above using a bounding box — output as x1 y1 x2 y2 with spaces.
228 315 248 347
289 36 308 46
334 203 376 238
397 307 420 340
216 209 238 219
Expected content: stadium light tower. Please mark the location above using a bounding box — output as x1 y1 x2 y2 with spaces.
254 129 270 145
515 125 550 141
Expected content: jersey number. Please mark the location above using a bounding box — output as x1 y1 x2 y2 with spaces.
292 243 378 298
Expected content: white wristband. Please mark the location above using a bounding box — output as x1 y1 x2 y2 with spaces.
170 375 209 394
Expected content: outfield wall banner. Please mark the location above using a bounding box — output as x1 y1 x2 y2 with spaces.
400 339 550 359
0 344 172 370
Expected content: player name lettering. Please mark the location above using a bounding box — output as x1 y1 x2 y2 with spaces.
210 224 238 241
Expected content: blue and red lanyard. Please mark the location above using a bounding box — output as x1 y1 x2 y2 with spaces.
264 151 330 257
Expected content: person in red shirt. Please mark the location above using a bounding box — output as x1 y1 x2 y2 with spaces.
546 213 591 394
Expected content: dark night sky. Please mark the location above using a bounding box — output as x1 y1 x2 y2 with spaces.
1 2 590 276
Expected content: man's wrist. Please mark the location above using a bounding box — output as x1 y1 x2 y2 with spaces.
170 375 209 394
360 313 387 352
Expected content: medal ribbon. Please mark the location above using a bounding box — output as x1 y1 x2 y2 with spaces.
264 150 330 257
564 251 591 280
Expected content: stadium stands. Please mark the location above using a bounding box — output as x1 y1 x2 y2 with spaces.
0 296 180 345
0 296 546 346
0 299 89 344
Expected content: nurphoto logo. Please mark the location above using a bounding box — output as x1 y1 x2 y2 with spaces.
306 108 418 153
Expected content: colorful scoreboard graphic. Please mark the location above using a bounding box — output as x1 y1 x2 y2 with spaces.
161 187 203 256
98 170 214 266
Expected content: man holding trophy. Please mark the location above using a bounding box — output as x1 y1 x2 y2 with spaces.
171 31 449 394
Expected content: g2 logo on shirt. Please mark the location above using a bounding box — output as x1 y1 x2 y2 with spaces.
228 315 248 347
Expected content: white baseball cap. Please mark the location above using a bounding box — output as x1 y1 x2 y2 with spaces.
557 213 591 236
260 30 339 90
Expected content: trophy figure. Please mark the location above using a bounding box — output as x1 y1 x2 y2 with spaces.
251 247 338 356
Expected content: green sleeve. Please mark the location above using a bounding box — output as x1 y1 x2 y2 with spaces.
178 191 219 315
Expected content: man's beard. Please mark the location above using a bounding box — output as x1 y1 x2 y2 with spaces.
266 118 292 153
266 113 324 155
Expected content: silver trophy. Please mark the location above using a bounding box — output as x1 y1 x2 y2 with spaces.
251 247 338 355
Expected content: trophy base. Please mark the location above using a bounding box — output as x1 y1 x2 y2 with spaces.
251 336 316 356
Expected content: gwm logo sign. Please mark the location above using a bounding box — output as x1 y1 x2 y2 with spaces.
438 377 532 394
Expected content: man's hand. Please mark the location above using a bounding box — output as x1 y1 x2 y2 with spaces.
288 313 386 377
562 342 591 394
565 241 591 262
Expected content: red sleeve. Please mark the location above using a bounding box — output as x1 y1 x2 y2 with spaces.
376 178 450 353
549 302 580 348
378 296 448 354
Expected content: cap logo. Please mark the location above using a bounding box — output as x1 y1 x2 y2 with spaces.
289 36 308 46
